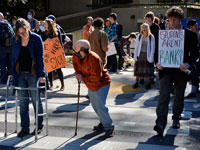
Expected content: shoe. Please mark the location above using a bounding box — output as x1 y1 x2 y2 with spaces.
31 128 43 135
172 120 180 129
105 129 115 138
185 92 196 99
85 95 90 99
153 124 164 136
93 123 104 131
60 86 65 91
17 130 29 138
145 83 151 90
139 79 144 84
109 69 117 73
132 82 138 88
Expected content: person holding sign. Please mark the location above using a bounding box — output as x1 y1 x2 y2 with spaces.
42 19 65 91
154 6 199 136
133 23 155 90
9 18 46 137
72 40 115 138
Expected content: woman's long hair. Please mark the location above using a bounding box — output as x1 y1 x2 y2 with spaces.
14 18 30 41
139 23 152 37
45 18 58 37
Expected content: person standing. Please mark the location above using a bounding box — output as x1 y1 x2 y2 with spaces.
153 6 199 136
185 19 200 98
83 16 94 40
27 9 37 31
0 12 14 84
145 11 160 69
72 40 115 138
133 23 155 90
88 17 109 65
104 18 111 35
10 18 46 137
42 19 65 91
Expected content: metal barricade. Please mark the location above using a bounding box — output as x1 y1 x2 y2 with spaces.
4 76 48 142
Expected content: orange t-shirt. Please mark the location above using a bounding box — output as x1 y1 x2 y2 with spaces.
72 51 111 91
83 25 94 40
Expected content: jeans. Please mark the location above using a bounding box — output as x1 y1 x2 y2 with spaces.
0 48 11 83
88 84 114 130
18 72 43 132
156 72 187 129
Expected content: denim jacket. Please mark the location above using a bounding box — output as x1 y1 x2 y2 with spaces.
10 31 46 85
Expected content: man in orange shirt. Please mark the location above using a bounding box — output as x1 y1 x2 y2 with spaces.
72 39 115 138
83 16 94 40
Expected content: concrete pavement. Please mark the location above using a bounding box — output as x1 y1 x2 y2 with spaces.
0 67 200 150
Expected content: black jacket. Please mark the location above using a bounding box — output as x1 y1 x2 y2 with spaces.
159 28 199 79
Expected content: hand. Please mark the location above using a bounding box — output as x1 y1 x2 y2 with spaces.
156 63 163 70
179 63 188 72
39 77 46 83
76 74 83 82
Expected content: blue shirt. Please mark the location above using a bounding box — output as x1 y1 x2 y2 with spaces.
108 21 118 44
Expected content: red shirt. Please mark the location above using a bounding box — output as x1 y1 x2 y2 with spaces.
72 51 111 91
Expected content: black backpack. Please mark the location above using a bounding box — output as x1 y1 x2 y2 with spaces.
117 23 123 40
56 24 71 46
0 22 14 47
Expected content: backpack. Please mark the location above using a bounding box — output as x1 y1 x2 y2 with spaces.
117 23 123 40
0 22 14 47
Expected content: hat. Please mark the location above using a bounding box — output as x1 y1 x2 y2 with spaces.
47 15 56 22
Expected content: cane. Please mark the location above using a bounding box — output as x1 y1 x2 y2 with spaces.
74 81 81 136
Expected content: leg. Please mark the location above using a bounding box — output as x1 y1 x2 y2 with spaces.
28 74 43 129
88 84 114 130
156 74 172 129
0 52 7 83
56 68 64 90
18 73 30 132
48 72 53 88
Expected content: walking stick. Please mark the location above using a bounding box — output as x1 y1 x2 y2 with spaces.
74 81 81 136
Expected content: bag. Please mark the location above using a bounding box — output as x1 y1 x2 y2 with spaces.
107 42 117 56
0 22 14 47
117 24 123 40
56 24 72 47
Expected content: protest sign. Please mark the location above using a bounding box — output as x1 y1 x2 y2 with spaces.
158 30 185 68
107 42 117 56
43 37 67 73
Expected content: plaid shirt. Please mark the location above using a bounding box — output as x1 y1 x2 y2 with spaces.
108 21 118 44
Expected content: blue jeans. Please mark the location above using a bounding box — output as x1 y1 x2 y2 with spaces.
88 84 114 130
18 72 43 132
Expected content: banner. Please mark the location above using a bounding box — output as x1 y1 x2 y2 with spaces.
43 37 67 73
158 30 185 68
107 42 117 56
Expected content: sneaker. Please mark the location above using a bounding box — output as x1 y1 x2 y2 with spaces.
145 83 151 90
93 123 104 131
172 120 180 129
153 124 164 136
132 82 138 88
17 130 29 138
185 92 196 99
31 128 43 135
105 129 115 138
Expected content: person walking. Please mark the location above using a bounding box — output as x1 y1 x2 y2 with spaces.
133 23 155 90
88 17 109 65
72 39 115 138
153 6 199 136
10 18 46 137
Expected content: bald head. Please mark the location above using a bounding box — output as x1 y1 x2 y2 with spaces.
74 40 90 53
0 12 4 22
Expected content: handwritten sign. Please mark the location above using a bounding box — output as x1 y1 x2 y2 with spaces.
158 30 185 68
43 37 67 73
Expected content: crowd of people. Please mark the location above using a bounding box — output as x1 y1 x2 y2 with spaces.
0 5 199 139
